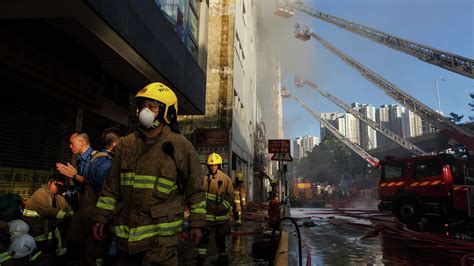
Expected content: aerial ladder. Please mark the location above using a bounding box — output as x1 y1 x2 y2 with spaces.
281 87 380 167
294 76 427 155
275 0 474 79
292 24 474 139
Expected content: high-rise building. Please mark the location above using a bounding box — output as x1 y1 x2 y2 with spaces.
320 112 360 145
293 137 303 160
376 105 390 146
302 135 319 156
322 103 433 150
352 103 377 150
293 135 319 160
343 113 360 145
389 105 405 137
376 104 429 148
403 110 423 138
320 112 344 139
180 0 265 201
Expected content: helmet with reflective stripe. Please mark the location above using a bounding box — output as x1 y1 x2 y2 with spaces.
8 234 36 259
8 220 29 239
135 82 178 125
207 153 223 166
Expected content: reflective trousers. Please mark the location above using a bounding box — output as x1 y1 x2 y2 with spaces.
196 223 231 259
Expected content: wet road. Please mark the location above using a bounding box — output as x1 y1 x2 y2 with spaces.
291 208 463 265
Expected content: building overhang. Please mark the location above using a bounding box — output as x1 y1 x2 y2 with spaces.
0 0 205 115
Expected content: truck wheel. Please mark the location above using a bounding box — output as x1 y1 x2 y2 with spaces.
394 197 423 225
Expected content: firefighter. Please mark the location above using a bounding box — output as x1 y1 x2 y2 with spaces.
80 127 122 266
196 152 235 265
91 82 206 265
267 178 280 228
22 175 73 264
268 178 279 201
233 172 247 226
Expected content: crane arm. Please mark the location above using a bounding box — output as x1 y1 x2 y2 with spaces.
288 1 474 79
308 32 474 137
290 94 380 167
298 78 427 155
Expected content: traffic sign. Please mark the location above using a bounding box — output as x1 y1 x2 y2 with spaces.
268 139 291 153
271 153 293 162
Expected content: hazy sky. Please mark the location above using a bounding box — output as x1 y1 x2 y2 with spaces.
281 0 473 141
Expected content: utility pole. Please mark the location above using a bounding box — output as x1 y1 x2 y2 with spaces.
435 78 445 114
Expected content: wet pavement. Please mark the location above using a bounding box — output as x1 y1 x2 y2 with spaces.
290 208 465 265
179 207 271 265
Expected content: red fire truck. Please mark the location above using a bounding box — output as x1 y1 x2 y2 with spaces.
378 153 473 224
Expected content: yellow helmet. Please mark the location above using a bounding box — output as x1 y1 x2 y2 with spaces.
135 82 178 124
236 172 244 181
207 152 223 166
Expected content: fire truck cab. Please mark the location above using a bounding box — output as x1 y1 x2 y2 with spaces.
378 154 474 224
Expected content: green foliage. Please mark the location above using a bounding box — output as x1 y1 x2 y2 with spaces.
449 112 464 123
295 133 367 185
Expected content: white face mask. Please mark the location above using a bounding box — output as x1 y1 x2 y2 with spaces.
138 108 158 129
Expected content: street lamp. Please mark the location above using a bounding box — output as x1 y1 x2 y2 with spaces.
435 78 446 114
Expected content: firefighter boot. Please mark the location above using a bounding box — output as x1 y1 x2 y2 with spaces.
235 211 242 226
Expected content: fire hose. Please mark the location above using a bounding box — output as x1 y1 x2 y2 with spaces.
301 208 474 264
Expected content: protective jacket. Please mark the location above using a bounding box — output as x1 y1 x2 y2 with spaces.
93 126 206 254
234 183 247 213
23 186 70 253
204 170 235 225
80 150 114 229
0 250 12 266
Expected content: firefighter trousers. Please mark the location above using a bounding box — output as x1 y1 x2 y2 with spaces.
116 236 179 266
196 223 231 262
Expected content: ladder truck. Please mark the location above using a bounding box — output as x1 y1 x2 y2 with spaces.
277 5 474 225
286 86 474 225
292 23 474 139
294 75 427 156
291 25 474 224
276 0 474 79
281 87 380 167
282 87 381 205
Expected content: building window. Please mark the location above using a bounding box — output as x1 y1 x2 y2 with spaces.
186 34 198 59
188 3 198 42
155 0 200 60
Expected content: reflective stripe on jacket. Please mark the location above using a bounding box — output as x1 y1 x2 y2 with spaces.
204 170 235 225
0 251 11 263
23 186 70 239
93 126 206 254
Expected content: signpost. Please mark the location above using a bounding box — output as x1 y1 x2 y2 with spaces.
268 139 291 154
271 152 293 161
268 139 292 202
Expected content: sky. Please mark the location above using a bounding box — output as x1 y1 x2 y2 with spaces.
280 0 474 141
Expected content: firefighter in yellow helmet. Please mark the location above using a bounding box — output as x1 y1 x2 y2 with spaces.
91 82 206 265
233 172 247 226
196 153 235 265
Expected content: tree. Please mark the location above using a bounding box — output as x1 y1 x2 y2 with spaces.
294 133 367 185
449 112 464 123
